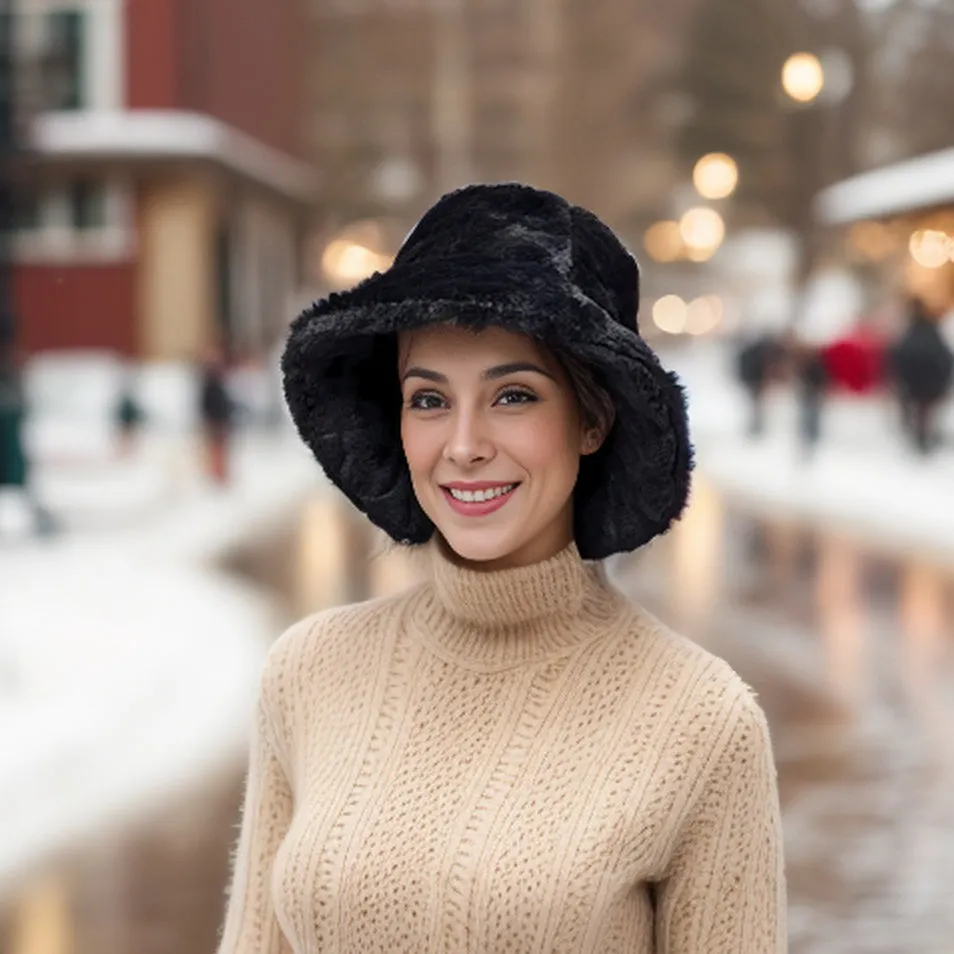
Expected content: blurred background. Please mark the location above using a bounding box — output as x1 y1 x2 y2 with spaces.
2 0 954 951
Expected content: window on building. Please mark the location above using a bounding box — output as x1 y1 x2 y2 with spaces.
68 180 106 230
0 185 40 234
45 9 86 110
15 186 41 232
6 178 117 234
5 177 132 263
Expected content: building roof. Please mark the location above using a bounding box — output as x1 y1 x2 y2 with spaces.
30 110 317 203
815 147 954 226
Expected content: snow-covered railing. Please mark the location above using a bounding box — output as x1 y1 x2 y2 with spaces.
816 147 954 226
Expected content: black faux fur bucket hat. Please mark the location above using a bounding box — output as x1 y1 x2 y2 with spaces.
282 183 692 560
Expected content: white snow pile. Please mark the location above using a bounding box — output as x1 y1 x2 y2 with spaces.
0 356 326 892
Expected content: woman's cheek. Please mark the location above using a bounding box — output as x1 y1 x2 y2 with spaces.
508 411 576 465
401 418 433 472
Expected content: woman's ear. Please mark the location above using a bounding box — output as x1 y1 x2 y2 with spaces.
580 410 614 456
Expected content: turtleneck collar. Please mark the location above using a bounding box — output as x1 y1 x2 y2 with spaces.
409 541 626 672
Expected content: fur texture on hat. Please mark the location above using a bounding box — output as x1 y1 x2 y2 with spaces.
282 183 693 559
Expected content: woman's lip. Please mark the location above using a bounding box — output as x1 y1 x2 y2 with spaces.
441 484 518 517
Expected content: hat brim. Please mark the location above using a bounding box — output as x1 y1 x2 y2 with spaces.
282 260 692 559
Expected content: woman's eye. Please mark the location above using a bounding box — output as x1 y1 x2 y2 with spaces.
407 390 447 411
495 387 537 407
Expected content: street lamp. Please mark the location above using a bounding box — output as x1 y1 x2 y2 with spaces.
782 52 825 104
692 153 738 200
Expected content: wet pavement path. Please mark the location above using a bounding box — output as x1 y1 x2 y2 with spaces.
611 480 954 954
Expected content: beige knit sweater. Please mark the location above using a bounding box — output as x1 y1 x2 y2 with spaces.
217 543 786 953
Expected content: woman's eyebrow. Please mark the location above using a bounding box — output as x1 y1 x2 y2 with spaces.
402 362 554 383
482 362 554 381
402 367 447 383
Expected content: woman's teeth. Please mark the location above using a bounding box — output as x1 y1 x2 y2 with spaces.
447 484 515 503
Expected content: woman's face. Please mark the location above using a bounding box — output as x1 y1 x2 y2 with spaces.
399 324 599 571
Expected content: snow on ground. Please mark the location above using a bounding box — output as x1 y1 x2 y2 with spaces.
0 409 327 892
665 342 954 570
0 551 274 890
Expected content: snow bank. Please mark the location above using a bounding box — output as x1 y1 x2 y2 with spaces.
0 427 327 892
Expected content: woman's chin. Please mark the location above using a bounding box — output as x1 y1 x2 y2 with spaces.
438 527 519 569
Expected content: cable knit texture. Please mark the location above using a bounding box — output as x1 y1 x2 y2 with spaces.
217 544 786 953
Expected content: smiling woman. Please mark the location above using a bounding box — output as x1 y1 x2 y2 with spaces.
216 184 786 954
398 324 610 570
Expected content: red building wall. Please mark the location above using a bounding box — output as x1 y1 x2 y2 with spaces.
125 0 180 108
124 0 305 158
15 265 139 355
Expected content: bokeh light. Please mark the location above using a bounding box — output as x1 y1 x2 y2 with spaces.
679 207 726 256
685 295 724 335
652 295 688 334
847 221 897 262
643 220 683 263
908 229 953 269
782 52 825 103
692 153 739 200
322 240 392 286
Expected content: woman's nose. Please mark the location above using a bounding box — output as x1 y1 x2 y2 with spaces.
443 409 494 465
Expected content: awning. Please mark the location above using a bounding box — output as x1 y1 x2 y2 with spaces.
815 147 954 226
29 110 318 204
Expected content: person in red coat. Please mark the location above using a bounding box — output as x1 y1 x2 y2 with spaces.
822 325 885 396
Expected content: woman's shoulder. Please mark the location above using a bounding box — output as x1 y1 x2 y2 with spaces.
617 601 769 735
260 586 426 703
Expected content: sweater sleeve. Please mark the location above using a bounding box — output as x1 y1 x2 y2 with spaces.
654 692 786 954
216 671 294 954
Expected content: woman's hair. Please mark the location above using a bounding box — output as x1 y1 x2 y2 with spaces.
549 346 617 440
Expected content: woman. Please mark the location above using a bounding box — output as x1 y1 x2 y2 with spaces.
217 185 786 953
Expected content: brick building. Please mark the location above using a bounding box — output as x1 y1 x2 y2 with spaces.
14 0 313 359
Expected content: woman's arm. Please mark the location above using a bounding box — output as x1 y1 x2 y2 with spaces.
216 674 294 954
654 693 786 953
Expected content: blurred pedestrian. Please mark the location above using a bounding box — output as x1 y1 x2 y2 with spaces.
735 332 781 437
217 185 785 954
0 344 57 536
225 348 261 429
795 343 828 458
822 324 884 396
198 348 234 485
113 368 145 458
886 297 954 455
